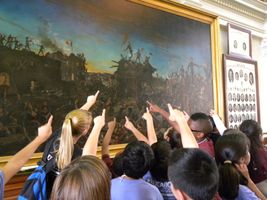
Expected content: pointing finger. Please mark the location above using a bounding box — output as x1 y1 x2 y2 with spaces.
47 115 53 125
94 90 100 97
102 109 106 117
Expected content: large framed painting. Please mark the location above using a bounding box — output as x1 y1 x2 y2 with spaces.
0 0 222 167
223 54 260 128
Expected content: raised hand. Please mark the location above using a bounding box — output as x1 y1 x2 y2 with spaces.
235 163 250 181
87 90 100 106
183 110 190 121
209 109 216 117
93 109 105 129
167 104 198 148
147 101 162 113
124 116 135 131
37 115 53 142
142 107 153 121
168 104 184 122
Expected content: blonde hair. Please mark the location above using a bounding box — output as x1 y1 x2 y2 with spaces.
56 109 92 170
51 155 111 200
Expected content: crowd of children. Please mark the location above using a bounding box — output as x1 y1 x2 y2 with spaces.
0 91 266 200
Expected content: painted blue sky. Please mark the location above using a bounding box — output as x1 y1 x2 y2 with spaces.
0 0 211 77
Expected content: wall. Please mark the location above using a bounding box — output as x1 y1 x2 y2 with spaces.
174 0 267 132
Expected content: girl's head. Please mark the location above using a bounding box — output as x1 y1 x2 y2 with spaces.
51 155 110 200
215 132 250 199
57 109 92 169
216 131 250 165
239 119 263 149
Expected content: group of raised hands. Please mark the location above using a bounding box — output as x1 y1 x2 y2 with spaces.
39 92 226 157
29 91 226 162
122 101 198 148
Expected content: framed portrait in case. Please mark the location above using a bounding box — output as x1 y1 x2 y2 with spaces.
227 24 252 58
223 54 260 128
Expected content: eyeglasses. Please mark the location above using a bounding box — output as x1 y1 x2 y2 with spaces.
190 129 201 133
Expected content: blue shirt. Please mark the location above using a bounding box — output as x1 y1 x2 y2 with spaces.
111 176 163 200
0 171 4 200
236 185 259 200
143 172 175 200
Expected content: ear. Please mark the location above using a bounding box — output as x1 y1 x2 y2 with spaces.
171 184 186 200
82 127 89 136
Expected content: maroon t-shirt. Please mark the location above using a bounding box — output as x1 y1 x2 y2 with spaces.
198 138 215 157
249 147 267 183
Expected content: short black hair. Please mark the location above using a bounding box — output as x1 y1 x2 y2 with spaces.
150 141 172 182
112 152 124 178
168 148 219 200
122 141 154 179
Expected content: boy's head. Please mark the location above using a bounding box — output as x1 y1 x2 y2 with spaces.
188 112 213 141
122 141 154 179
168 148 219 200
150 141 172 182
112 151 124 178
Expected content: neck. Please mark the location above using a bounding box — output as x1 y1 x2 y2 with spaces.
197 137 208 144
73 136 80 144
121 174 139 180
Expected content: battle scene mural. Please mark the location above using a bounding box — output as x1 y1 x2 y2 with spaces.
0 0 213 156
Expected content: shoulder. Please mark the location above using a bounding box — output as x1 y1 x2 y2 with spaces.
0 170 4 183
255 148 267 163
143 171 152 181
140 179 162 194
237 185 260 200
0 171 4 200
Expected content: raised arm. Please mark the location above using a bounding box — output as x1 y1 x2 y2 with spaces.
82 109 105 156
2 116 53 184
235 163 267 200
102 118 116 156
142 108 157 145
168 104 198 148
209 109 226 135
80 90 99 111
147 101 181 133
124 116 149 144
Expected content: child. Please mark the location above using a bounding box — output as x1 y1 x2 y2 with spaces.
187 112 215 157
51 155 110 200
111 141 163 200
239 120 267 197
168 148 219 200
215 131 266 200
0 116 53 199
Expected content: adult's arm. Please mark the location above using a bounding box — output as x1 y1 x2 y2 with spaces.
168 104 198 148
210 109 227 135
147 101 181 133
2 116 53 184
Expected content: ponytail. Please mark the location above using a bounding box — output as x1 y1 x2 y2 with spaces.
218 162 239 199
57 118 74 170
